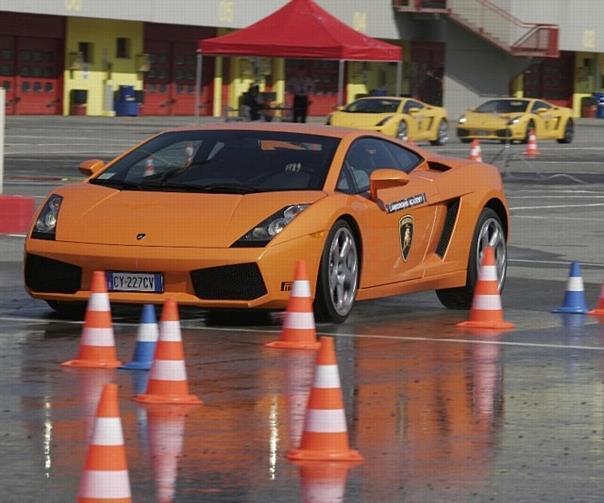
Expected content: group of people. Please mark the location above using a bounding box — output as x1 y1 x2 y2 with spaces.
244 65 314 123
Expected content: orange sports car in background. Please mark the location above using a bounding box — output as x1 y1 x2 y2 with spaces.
25 123 509 323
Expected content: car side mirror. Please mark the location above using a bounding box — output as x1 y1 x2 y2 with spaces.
536 108 547 114
407 107 421 114
79 159 105 176
333 105 344 111
369 169 410 200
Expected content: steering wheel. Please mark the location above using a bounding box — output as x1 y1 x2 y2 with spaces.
247 166 320 186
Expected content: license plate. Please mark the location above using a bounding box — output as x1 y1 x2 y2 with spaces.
107 272 164 292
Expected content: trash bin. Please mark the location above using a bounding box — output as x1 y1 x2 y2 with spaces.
114 85 139 116
70 89 87 116
581 96 597 118
593 92 604 119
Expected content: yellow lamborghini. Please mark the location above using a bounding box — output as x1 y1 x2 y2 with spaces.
457 98 574 143
326 97 449 145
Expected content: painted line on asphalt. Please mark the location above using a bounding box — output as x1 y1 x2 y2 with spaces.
511 202 604 210
508 195 604 199
509 258 604 267
513 215 604 222
0 315 602 352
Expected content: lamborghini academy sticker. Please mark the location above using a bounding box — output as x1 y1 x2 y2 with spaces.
385 193 426 214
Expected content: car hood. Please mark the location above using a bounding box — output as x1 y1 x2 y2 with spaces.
331 111 394 128
54 183 326 247
464 112 525 127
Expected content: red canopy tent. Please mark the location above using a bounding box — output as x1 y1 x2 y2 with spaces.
194 0 403 116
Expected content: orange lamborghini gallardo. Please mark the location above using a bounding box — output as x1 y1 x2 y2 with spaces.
24 124 509 323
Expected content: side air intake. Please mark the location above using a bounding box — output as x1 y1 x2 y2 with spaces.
436 198 460 257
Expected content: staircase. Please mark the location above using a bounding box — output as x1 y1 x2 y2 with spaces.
393 0 559 58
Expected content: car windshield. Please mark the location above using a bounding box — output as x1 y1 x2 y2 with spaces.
90 130 340 193
344 99 401 114
474 99 529 114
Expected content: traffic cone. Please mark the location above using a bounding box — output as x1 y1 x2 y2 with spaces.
468 139 482 162
457 246 515 330
121 304 159 370
147 405 187 503
297 461 353 502
62 270 122 368
133 299 202 405
287 336 363 462
144 157 155 176
589 283 604 316
266 260 320 350
524 129 540 158
77 383 132 502
552 262 588 314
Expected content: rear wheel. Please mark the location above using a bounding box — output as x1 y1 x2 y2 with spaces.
314 220 359 323
436 208 507 309
430 119 449 146
557 119 574 143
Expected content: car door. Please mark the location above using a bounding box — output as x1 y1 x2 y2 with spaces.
336 137 440 288
403 99 427 138
530 100 554 137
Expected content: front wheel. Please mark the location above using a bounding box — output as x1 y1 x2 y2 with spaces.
557 119 574 143
430 119 449 146
314 220 359 323
436 208 507 309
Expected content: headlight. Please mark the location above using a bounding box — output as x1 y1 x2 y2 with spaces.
32 194 62 240
233 204 309 247
458 115 467 124
508 116 520 125
375 116 393 127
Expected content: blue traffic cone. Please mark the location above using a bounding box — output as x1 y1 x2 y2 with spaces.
121 304 159 370
552 262 588 314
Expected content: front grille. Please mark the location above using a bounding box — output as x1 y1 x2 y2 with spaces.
456 128 469 136
436 198 460 257
191 263 267 300
496 129 511 138
24 253 82 293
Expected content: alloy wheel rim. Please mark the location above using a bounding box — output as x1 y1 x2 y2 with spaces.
476 217 506 290
439 122 448 143
328 227 358 316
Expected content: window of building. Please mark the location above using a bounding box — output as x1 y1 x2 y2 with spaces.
116 38 130 59
78 42 93 64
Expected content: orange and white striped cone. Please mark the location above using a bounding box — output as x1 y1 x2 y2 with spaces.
287 336 363 462
524 129 540 159
62 270 122 368
147 405 187 503
266 260 320 350
589 283 604 316
133 299 202 405
77 383 132 503
297 461 352 502
468 139 482 162
457 246 515 330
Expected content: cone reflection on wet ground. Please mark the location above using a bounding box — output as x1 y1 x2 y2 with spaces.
75 368 116 440
297 461 352 503
284 351 315 447
147 405 188 503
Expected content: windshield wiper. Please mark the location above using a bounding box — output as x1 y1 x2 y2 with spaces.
179 182 262 194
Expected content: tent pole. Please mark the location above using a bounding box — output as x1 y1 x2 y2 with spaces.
195 52 203 122
337 60 345 106
395 60 402 97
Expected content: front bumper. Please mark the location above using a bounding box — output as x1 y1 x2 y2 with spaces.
24 233 325 310
456 125 524 141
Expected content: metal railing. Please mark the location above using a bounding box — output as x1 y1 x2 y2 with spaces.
392 0 559 57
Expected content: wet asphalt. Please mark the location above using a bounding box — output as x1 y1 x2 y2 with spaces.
1 117 604 502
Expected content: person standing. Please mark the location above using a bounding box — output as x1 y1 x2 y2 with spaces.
287 65 314 123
